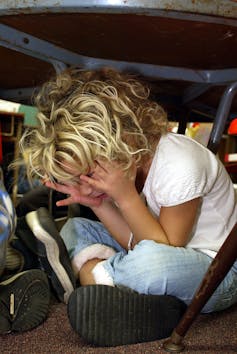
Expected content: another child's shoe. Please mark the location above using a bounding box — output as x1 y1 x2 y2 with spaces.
0 269 50 334
17 207 76 304
67 284 186 347
10 235 39 271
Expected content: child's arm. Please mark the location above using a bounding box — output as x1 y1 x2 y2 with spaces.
81 160 200 247
92 186 200 247
114 190 200 247
91 199 133 249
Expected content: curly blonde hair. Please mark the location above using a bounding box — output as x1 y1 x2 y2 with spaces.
20 67 168 183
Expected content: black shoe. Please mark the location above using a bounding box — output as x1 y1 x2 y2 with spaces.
16 207 76 304
10 236 39 271
67 285 187 347
0 269 50 334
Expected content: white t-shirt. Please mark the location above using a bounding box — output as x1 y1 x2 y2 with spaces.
143 133 237 258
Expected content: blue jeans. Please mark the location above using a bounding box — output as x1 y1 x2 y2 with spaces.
60 217 237 313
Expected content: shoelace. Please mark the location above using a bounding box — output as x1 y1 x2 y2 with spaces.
10 293 14 316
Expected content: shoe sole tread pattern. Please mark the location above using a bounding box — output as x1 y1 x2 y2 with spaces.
26 207 76 303
0 269 50 334
68 285 186 347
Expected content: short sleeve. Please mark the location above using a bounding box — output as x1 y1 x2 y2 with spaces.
144 134 219 209
153 154 209 206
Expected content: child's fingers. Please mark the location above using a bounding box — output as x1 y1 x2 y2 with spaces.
80 195 103 207
56 197 72 207
43 180 57 189
80 174 97 185
44 180 71 194
95 159 108 171
80 175 104 192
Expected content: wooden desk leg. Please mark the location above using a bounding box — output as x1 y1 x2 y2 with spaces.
163 223 237 352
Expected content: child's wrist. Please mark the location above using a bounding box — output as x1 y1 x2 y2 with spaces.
114 188 139 210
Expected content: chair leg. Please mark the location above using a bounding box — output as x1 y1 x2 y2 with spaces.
163 223 237 352
207 81 237 154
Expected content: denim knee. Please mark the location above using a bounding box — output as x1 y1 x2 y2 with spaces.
104 240 212 298
105 240 181 293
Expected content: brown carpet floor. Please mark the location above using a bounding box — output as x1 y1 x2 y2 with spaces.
1 300 237 354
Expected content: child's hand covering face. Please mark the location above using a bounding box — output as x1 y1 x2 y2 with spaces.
42 159 136 208
43 177 107 208
80 159 137 205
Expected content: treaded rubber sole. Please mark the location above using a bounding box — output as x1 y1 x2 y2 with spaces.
25 207 76 304
67 285 186 347
0 269 50 333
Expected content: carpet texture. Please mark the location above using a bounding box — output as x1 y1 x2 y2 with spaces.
1 300 237 353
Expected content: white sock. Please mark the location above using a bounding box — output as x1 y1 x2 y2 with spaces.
92 260 114 286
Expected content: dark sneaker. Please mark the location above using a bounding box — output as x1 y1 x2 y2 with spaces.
10 235 39 271
16 207 76 304
0 269 50 334
67 285 187 347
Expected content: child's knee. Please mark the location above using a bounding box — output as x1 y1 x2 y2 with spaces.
129 240 172 267
111 241 182 293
